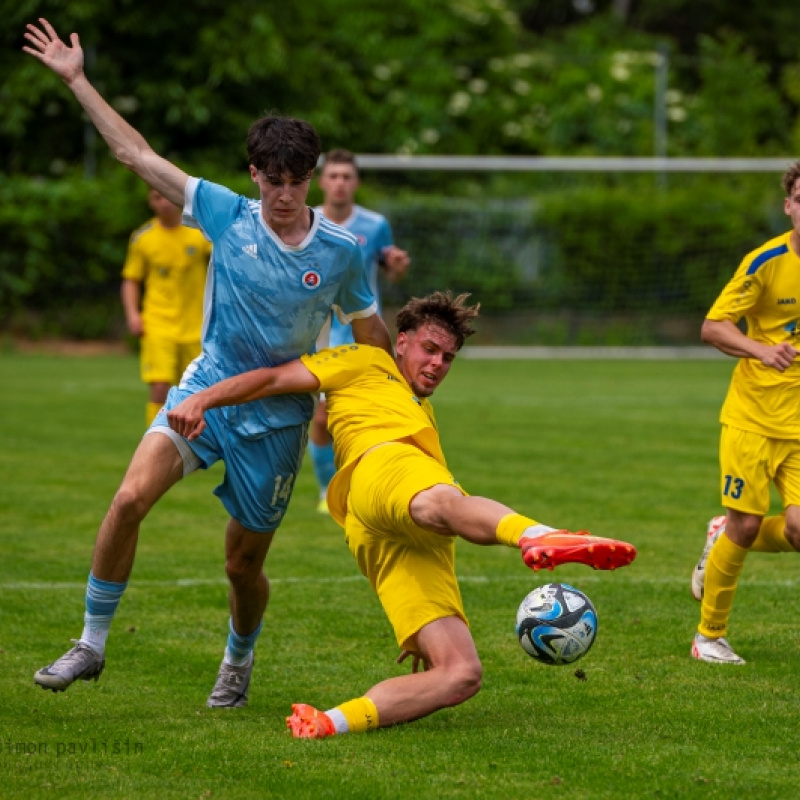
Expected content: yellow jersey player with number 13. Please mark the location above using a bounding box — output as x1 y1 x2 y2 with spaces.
691 159 800 665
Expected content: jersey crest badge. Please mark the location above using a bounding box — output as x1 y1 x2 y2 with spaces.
301 269 322 290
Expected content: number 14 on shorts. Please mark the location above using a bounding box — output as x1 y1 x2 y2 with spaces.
272 474 295 505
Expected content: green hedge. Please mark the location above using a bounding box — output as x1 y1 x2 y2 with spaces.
0 170 786 341
0 170 145 338
0 167 253 340
380 176 780 318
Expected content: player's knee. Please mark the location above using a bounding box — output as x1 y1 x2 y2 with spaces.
410 484 464 533
727 512 761 547
740 518 762 546
441 660 483 707
783 519 800 550
149 382 170 404
225 551 265 585
110 486 150 526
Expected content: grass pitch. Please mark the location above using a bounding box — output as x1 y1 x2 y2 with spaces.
2 352 800 798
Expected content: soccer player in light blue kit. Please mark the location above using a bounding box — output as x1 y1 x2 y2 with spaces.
24 19 392 706
310 150 410 512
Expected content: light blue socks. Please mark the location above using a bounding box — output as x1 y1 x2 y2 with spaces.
80 571 128 655
224 618 262 666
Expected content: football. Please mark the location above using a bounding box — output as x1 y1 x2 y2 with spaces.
515 583 597 665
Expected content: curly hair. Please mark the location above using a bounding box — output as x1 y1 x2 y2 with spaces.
246 114 321 179
782 160 800 196
396 291 480 351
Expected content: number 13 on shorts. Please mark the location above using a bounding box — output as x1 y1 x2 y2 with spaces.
723 474 745 500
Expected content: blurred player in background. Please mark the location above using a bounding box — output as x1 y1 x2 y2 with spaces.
691 159 800 665
167 290 637 737
121 187 211 426
310 149 410 513
24 18 391 707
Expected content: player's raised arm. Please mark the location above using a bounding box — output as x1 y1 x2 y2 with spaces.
22 18 187 207
168 360 321 440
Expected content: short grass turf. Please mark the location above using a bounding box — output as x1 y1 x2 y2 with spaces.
2 352 800 799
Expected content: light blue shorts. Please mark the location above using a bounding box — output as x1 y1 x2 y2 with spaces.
150 386 308 533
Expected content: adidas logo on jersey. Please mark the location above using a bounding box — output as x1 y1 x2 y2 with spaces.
777 298 796 305
242 244 258 258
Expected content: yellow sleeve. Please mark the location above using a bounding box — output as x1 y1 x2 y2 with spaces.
121 225 150 282
706 255 764 324
301 345 377 391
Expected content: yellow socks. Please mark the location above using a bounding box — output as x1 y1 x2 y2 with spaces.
699 534 748 639
751 515 796 552
327 696 379 734
495 513 542 547
146 401 163 427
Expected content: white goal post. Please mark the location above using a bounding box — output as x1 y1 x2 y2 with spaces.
354 155 793 173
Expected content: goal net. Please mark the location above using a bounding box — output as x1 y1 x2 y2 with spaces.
364 156 793 346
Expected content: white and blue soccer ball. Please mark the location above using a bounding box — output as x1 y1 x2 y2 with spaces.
515 583 597 666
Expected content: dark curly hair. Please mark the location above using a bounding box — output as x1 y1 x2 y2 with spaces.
782 160 800 196
246 114 321 179
396 291 480 351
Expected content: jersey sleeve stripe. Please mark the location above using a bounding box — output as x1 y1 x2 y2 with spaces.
319 218 359 245
333 300 379 324
746 243 790 275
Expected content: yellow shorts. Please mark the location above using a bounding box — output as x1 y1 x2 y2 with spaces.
719 424 800 515
345 442 468 651
140 336 201 385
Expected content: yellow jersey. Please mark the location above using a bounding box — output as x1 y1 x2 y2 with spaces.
121 218 212 343
300 345 447 525
707 231 800 438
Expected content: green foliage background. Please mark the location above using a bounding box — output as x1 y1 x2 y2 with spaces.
2 1 799 340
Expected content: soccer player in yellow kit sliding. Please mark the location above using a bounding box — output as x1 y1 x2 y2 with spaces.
168 290 637 736
691 159 800 665
121 188 212 426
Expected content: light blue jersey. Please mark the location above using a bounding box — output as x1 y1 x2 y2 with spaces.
181 178 376 437
315 205 394 347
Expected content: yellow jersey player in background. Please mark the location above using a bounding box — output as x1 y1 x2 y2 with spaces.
121 187 212 425
691 159 800 665
167 290 637 737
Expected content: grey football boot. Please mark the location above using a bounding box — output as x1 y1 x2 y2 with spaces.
34 640 105 691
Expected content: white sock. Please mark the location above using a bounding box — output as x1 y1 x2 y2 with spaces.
325 708 348 734
79 626 108 655
223 648 254 668
521 524 558 539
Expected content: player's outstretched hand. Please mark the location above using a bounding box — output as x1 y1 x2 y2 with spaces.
167 396 209 441
520 530 637 572
23 18 84 85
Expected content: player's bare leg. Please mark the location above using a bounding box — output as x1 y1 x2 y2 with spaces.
146 380 171 427
35 432 185 691
692 508 759 665
207 522 274 707
367 616 482 725
287 616 481 737
225 522 274 638
409 484 636 571
92 433 186 583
